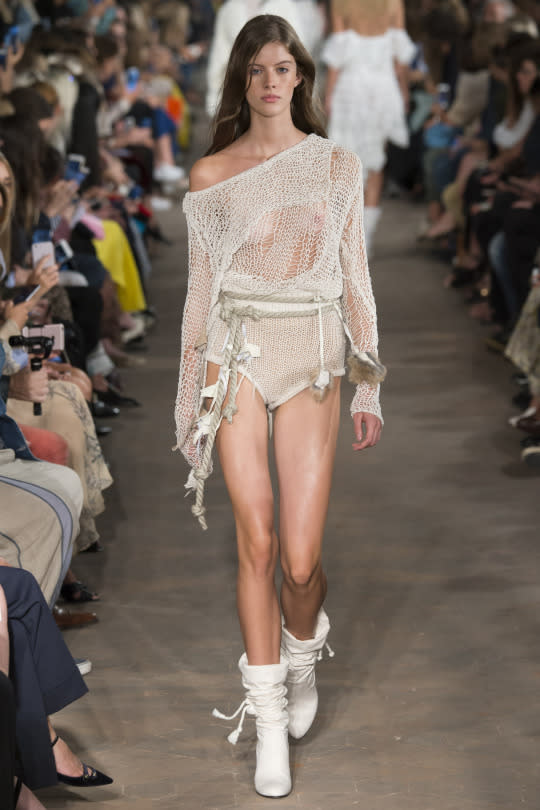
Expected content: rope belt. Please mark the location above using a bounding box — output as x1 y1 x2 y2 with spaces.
186 291 342 530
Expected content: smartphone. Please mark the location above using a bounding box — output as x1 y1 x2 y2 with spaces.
0 48 7 69
31 241 56 270
55 239 74 269
32 228 52 244
123 115 136 132
13 285 41 305
436 83 451 111
127 184 143 200
23 324 65 352
126 67 140 92
5 25 19 54
64 154 89 185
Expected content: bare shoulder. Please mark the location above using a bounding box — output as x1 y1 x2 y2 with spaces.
189 156 225 193
388 0 405 28
189 139 253 191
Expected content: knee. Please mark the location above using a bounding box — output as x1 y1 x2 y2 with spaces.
237 512 277 580
282 556 321 591
0 567 39 607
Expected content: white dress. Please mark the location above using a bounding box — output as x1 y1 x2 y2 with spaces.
321 28 416 172
174 135 385 528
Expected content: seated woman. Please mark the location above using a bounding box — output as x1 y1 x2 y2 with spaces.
464 76 540 326
0 565 113 799
450 43 540 277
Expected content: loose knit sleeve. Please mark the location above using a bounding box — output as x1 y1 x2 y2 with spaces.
174 220 213 465
339 169 383 423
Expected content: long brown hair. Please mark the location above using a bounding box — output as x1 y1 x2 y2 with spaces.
0 152 16 271
206 14 326 156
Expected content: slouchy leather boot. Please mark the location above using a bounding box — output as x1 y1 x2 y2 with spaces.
280 608 333 739
213 654 291 798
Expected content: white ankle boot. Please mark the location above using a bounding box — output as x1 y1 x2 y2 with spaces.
280 608 333 739
363 206 381 259
213 654 291 798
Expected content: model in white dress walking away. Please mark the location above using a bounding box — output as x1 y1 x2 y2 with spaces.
322 0 415 255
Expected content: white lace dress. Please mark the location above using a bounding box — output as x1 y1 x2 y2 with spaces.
321 28 416 172
175 134 384 527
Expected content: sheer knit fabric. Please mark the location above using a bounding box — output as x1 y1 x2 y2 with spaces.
174 133 382 473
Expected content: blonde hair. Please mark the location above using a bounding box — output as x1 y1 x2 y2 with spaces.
0 153 16 271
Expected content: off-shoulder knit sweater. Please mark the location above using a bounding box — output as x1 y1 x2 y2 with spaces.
175 133 382 467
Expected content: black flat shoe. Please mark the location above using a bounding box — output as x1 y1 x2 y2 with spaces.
513 390 532 410
61 581 100 603
81 540 104 553
52 735 113 787
97 385 141 408
95 424 113 437
91 400 120 419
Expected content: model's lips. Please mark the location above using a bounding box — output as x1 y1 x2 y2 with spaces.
262 95 280 102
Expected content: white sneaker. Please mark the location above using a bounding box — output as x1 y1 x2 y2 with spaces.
213 654 291 798
150 196 172 211
153 163 186 184
75 658 92 676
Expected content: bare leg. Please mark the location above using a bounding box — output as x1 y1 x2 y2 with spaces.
210 363 281 665
274 381 341 640
16 784 46 810
48 719 84 777
428 200 443 224
154 133 176 167
364 170 384 208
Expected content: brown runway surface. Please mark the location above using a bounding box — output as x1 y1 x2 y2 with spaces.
39 130 540 809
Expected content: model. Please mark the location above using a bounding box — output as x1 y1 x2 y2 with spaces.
174 14 385 798
205 0 305 116
322 0 415 255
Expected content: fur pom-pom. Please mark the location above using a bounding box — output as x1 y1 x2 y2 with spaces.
309 368 333 402
347 352 387 387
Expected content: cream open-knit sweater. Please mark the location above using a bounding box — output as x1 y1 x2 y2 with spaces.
175 133 382 469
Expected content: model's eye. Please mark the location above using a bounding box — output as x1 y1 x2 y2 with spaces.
250 67 262 75
277 67 289 73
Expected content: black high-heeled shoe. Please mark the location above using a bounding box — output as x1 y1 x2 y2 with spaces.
52 736 113 787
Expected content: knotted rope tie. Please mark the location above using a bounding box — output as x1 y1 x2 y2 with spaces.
191 312 244 529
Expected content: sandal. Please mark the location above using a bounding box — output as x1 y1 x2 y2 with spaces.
60 582 100 603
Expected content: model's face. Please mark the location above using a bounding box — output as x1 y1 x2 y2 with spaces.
245 42 302 118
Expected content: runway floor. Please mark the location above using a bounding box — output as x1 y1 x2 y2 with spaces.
39 142 540 810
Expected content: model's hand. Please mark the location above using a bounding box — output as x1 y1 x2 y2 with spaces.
352 412 382 451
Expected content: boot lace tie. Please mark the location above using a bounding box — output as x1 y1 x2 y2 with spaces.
212 681 288 745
